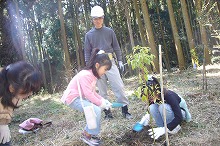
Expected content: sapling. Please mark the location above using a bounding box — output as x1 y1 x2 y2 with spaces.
126 45 154 104
126 45 162 143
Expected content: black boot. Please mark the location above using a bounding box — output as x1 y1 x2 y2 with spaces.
122 105 132 119
103 109 113 119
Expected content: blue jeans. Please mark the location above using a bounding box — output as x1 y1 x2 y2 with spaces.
149 103 186 127
69 97 102 135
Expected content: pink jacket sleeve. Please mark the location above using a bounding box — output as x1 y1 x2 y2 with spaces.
79 72 103 106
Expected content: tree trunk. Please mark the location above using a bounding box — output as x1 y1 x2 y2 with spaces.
45 52 54 93
196 0 212 65
181 0 199 67
166 0 186 70
155 0 171 72
36 27 47 89
71 1 85 69
58 0 72 79
109 0 118 28
140 0 159 73
178 8 190 63
14 0 26 60
83 0 91 31
133 0 147 46
123 0 135 48
33 6 47 89
215 0 220 16
29 30 37 65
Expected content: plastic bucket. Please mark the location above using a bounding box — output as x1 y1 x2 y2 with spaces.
83 106 97 129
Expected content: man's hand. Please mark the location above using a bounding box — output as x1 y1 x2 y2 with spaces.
148 127 165 139
118 61 124 72
0 125 11 144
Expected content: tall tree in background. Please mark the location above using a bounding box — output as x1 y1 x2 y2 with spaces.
0 0 19 65
166 0 186 70
133 0 147 46
140 0 159 73
216 0 220 16
14 0 26 60
180 0 199 67
123 0 134 48
28 21 39 65
68 0 85 69
83 0 91 31
155 0 171 72
196 0 211 65
33 5 47 89
76 1 85 68
58 0 72 78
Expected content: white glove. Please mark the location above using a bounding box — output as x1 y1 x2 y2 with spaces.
100 98 112 110
148 127 165 139
104 99 112 110
0 125 11 144
118 61 124 72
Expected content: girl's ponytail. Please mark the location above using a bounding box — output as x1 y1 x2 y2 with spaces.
84 48 112 78
86 48 100 68
0 67 14 108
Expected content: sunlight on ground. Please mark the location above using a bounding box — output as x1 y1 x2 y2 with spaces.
195 63 220 78
125 90 134 96
206 72 220 77
198 64 220 70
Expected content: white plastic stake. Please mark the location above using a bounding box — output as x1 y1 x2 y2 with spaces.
159 45 170 146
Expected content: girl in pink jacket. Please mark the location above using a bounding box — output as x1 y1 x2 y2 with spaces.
61 48 112 146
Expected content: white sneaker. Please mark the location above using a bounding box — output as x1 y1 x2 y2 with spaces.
19 128 40 134
168 125 181 134
81 133 101 146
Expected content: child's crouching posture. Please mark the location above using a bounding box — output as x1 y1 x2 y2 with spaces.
133 76 191 140
0 61 42 146
61 48 112 145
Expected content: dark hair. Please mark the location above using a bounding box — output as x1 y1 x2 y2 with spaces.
146 76 168 98
84 48 112 78
146 76 161 97
0 61 42 108
147 76 160 87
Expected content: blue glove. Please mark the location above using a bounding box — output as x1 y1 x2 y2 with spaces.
118 61 124 72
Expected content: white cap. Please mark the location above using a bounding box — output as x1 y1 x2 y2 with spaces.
91 6 104 18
